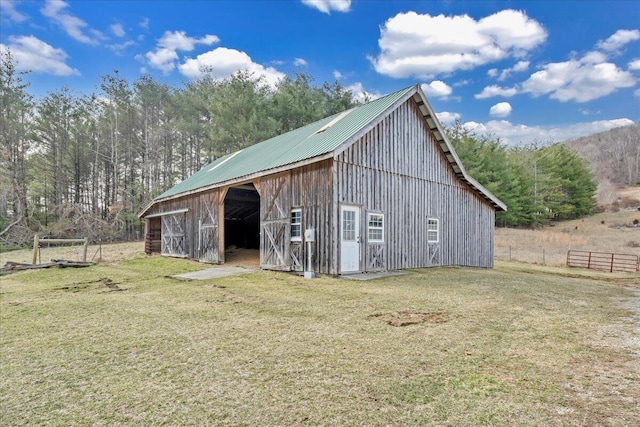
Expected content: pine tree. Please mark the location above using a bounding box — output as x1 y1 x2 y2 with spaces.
0 48 33 244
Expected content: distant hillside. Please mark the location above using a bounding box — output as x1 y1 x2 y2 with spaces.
565 123 639 202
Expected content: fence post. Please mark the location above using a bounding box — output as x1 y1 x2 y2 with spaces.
82 237 89 263
32 234 39 264
587 252 592 269
610 253 614 273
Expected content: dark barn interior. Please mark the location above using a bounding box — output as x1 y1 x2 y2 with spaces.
223 184 260 250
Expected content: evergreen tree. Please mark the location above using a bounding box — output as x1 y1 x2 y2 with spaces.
0 48 33 244
447 125 597 227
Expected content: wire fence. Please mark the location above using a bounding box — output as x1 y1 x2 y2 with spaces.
495 245 577 266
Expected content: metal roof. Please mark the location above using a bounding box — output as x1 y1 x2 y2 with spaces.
153 86 413 201
140 85 506 217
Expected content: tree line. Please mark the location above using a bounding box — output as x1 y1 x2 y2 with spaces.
1 48 597 249
1 49 355 248
566 123 639 204
447 123 597 227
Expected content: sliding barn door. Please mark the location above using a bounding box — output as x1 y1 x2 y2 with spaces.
198 192 219 263
161 213 187 257
259 174 291 270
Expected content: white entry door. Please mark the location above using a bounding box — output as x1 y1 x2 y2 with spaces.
340 205 360 273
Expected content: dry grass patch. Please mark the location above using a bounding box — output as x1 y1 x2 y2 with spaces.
0 241 146 265
496 208 640 266
1 258 639 426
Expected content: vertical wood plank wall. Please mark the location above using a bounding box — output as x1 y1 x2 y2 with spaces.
143 96 497 272
143 162 335 273
144 189 220 261
288 159 334 274
257 172 292 270
334 98 496 269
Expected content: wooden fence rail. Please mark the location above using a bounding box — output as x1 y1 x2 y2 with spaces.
32 235 89 264
566 250 639 273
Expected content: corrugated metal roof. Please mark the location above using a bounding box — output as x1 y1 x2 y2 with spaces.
154 86 414 200
140 84 506 217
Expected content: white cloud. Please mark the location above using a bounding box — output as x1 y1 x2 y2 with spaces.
301 0 351 14
1 35 80 76
371 9 546 78
487 68 498 78
462 118 634 145
475 84 518 99
178 47 285 87
293 57 308 66
346 82 380 103
333 70 343 80
497 60 529 80
512 60 531 72
147 48 179 73
158 30 218 51
140 17 149 29
145 30 220 74
41 0 103 45
110 23 125 37
1 0 28 23
596 29 640 52
581 50 607 64
489 102 512 117
453 79 471 87
436 111 461 124
107 40 135 54
578 108 601 116
479 34 638 103
521 57 635 102
420 80 452 99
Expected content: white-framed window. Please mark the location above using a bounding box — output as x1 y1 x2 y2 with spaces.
291 208 302 241
367 212 384 243
427 218 439 243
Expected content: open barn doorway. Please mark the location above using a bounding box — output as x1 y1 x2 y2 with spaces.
223 183 260 266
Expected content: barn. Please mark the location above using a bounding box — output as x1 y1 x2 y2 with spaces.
138 85 506 275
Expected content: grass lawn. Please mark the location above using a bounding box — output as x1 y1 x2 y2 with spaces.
1 257 639 426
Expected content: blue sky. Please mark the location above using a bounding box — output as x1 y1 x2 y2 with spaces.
1 0 638 145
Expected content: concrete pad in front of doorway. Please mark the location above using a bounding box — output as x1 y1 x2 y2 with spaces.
340 270 407 281
175 266 256 280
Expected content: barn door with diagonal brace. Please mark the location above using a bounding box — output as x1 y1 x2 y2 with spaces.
161 213 186 257
198 192 219 263
259 174 291 270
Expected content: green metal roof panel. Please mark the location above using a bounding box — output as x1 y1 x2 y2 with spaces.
155 86 414 200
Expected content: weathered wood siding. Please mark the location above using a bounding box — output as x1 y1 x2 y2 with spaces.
254 160 334 274
143 95 497 273
289 159 334 274
257 173 292 270
144 189 221 261
334 97 495 270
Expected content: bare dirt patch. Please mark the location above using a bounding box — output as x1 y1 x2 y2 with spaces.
56 277 124 293
369 310 450 327
224 248 260 267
